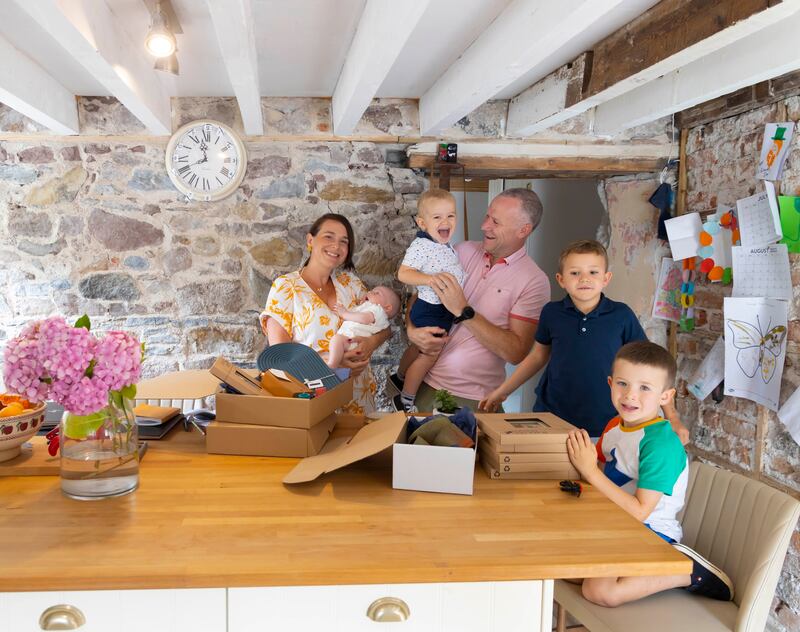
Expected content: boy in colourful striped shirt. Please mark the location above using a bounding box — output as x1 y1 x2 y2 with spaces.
566 341 733 606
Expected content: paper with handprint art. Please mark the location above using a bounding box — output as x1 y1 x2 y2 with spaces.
724 297 788 411
652 257 682 323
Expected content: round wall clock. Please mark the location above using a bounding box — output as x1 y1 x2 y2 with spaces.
165 119 247 201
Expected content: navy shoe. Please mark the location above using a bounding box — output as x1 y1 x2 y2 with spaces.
388 372 405 394
673 543 734 601
391 393 417 414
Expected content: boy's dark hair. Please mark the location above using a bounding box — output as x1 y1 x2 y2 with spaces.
614 341 677 387
558 239 608 272
302 213 356 271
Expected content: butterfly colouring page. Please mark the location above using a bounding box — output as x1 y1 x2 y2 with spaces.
724 297 788 411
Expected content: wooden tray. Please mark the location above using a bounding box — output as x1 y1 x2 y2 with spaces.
0 437 148 477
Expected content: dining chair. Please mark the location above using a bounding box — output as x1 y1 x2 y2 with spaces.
554 460 800 632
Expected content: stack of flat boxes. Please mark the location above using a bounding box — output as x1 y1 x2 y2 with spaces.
476 412 580 480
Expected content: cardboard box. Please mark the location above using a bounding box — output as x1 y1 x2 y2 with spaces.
206 413 337 457
479 446 579 479
284 412 477 495
480 458 579 480
215 378 353 429
476 412 576 449
481 435 572 460
209 357 265 395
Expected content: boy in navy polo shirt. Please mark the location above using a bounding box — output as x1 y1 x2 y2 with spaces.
480 240 687 441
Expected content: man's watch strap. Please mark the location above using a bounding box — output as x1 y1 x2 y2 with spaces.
453 306 475 324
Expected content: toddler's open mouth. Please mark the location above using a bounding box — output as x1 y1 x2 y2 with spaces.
437 228 451 240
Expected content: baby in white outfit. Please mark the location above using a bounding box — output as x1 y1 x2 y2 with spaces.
327 285 400 369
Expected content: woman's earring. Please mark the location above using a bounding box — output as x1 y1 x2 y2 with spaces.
307 244 312 252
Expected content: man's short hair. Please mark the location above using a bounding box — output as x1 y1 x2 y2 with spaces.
418 188 456 215
495 188 543 231
558 240 609 272
614 341 677 388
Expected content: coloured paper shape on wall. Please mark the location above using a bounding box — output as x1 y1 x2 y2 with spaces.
697 206 736 283
664 212 702 260
688 336 725 401
652 257 682 322
723 297 788 411
731 244 792 301
779 195 800 253
777 384 800 447
736 186 782 248
757 122 794 181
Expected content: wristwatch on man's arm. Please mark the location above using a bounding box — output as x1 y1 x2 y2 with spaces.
453 305 475 324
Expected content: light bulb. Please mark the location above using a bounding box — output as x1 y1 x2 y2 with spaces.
145 30 176 57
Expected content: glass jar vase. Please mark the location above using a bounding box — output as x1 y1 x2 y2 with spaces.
59 395 139 500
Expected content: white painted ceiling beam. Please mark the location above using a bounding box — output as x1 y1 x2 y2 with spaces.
0 35 78 135
13 0 171 135
332 0 431 135
206 0 263 135
508 0 800 136
418 0 630 136
594 10 800 134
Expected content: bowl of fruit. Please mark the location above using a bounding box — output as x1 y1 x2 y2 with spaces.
0 395 47 463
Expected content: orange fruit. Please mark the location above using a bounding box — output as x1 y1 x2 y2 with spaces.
0 402 25 418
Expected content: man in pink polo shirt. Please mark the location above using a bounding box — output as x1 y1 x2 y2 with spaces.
400 188 550 411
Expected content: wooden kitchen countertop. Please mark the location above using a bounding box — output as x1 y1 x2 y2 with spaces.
0 424 690 591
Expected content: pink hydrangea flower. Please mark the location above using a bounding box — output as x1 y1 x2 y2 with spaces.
2 315 142 416
93 331 141 392
57 375 110 416
3 328 49 402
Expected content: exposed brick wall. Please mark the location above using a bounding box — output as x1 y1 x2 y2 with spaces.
682 98 800 631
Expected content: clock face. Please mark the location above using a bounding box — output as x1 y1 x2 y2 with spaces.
165 120 247 201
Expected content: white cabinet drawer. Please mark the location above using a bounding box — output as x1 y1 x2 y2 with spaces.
0 588 225 632
229 580 550 632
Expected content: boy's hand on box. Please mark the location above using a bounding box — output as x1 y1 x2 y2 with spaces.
566 429 599 481
479 390 506 412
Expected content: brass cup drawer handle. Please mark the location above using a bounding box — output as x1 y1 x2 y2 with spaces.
366 596 411 622
39 604 87 630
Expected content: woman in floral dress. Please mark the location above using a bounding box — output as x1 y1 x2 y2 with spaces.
259 214 391 414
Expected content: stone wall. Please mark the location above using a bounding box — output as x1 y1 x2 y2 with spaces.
679 99 800 632
0 100 436 404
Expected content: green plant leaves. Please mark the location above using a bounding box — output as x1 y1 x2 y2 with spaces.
63 410 106 440
74 314 91 331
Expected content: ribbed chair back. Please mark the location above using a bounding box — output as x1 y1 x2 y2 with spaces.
677 461 800 632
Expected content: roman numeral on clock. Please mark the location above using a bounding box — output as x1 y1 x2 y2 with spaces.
220 166 231 178
177 165 191 176
188 173 198 187
202 178 210 191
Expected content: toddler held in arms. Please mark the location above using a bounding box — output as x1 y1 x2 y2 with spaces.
393 188 465 412
327 286 400 369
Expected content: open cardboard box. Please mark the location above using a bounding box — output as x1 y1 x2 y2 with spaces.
215 376 353 429
206 414 337 458
284 412 477 495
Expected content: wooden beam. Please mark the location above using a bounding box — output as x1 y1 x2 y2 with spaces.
206 0 263 135
418 0 631 135
676 68 800 128
508 0 800 135
409 153 666 178
507 53 592 137
332 0 430 135
594 9 800 133
0 35 78 135
14 0 171 135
